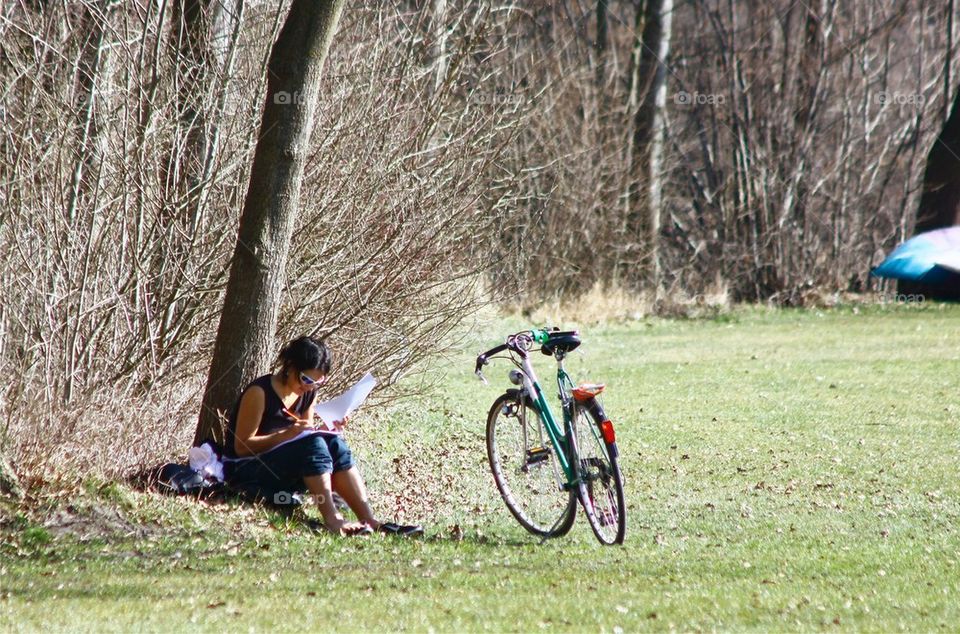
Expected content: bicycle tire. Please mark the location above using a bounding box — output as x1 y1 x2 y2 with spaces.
569 405 626 545
486 391 577 538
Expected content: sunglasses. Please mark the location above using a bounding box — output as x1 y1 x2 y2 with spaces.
299 372 328 388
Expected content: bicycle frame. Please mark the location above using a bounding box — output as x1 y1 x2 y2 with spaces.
513 351 579 486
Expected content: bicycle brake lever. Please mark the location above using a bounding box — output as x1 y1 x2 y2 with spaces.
475 369 488 385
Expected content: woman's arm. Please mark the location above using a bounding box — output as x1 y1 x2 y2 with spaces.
233 387 313 457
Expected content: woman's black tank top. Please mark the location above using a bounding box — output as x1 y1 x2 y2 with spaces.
225 374 311 457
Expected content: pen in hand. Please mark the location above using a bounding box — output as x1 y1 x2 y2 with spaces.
283 406 314 427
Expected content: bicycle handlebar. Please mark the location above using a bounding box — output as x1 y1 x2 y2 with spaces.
474 328 555 381
474 342 508 377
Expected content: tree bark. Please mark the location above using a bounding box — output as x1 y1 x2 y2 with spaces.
0 452 23 501
896 79 960 300
594 0 608 88
430 0 448 94
66 1 109 225
194 0 345 446
167 0 243 205
627 0 673 291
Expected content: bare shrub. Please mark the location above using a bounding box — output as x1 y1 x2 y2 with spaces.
480 2 637 300
0 2 526 479
660 0 950 301
464 1 953 305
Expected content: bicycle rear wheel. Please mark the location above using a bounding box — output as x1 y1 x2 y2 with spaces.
570 405 626 545
486 392 577 537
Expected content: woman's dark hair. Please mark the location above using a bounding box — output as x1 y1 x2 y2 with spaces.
276 336 332 378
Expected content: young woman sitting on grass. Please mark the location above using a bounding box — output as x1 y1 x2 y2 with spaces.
224 335 422 537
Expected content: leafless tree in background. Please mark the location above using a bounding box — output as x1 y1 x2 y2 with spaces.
627 0 672 292
0 0 957 480
655 0 950 302
195 0 345 447
899 1 960 300
483 0 954 303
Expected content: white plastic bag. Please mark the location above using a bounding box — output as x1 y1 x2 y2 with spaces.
188 442 224 483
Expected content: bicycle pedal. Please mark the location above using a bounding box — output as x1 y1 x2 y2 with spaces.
525 446 551 466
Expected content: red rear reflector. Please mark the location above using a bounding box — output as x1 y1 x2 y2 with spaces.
600 420 616 443
572 383 606 402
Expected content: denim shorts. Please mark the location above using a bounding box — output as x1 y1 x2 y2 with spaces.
225 433 354 495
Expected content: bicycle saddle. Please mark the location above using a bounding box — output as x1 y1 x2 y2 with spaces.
540 330 581 355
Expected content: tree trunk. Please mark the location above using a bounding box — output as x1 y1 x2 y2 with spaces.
791 1 826 290
430 0 448 94
945 0 954 125
627 0 673 291
0 452 23 501
210 0 243 68
898 80 960 300
168 0 211 197
594 0 608 89
194 0 345 446
168 0 243 208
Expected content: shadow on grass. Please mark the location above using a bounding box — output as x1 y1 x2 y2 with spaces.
276 511 543 549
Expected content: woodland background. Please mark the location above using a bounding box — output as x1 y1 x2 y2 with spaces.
0 0 956 479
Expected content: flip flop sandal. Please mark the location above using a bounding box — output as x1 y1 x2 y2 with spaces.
376 522 424 537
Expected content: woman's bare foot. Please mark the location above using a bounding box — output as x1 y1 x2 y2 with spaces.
324 518 372 536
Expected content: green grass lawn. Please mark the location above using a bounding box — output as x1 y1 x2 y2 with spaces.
2 304 959 632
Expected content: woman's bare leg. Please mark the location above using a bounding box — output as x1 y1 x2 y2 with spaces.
303 472 365 533
331 467 381 529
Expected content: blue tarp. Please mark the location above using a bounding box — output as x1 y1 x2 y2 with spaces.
872 226 960 284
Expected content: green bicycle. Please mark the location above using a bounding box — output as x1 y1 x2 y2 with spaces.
475 328 626 545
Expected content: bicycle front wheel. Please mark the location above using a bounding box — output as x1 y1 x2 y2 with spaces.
570 405 626 545
486 392 577 538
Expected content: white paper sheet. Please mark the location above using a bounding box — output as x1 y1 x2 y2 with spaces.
255 373 378 452
312 372 377 431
